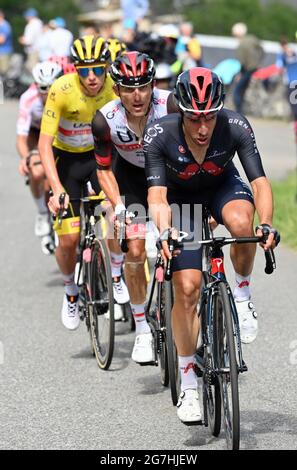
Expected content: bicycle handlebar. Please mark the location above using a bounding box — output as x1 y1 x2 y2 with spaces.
118 210 129 253
57 192 66 226
163 233 277 280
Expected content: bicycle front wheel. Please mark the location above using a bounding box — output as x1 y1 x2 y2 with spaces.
201 273 221 437
164 280 179 406
214 281 240 450
89 239 115 370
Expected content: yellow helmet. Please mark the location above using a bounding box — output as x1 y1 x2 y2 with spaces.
70 35 110 65
107 38 127 63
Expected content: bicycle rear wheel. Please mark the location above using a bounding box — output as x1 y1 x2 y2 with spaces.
164 280 179 406
89 239 115 370
214 281 240 450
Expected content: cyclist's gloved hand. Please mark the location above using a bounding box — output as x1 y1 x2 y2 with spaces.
255 223 280 250
48 191 69 217
156 227 180 261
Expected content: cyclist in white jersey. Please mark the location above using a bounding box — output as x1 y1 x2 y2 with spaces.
92 51 177 364
16 60 62 254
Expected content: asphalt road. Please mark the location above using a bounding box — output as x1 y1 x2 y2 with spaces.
0 101 297 451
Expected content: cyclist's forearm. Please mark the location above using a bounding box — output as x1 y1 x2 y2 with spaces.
16 135 30 160
148 187 172 233
38 134 63 193
97 169 123 208
252 176 274 226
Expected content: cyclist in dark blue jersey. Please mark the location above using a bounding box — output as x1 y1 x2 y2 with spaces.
144 67 279 424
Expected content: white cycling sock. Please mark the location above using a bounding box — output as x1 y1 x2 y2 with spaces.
131 303 150 335
34 195 48 214
62 272 78 297
233 272 251 302
179 355 198 392
110 251 124 278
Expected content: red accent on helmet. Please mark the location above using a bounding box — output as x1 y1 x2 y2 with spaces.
49 56 76 75
188 68 214 111
175 67 225 112
110 51 155 87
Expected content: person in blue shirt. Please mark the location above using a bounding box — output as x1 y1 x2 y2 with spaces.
0 10 13 75
276 37 297 141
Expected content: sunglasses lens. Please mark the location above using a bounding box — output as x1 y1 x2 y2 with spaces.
77 66 105 77
93 67 105 76
77 67 89 78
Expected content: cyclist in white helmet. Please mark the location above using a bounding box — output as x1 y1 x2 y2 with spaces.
155 62 174 90
16 60 62 254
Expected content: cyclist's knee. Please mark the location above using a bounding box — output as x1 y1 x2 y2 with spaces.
224 210 253 236
58 233 79 252
173 275 200 310
30 165 45 181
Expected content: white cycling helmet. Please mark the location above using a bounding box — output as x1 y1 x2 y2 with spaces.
32 61 63 92
155 63 173 81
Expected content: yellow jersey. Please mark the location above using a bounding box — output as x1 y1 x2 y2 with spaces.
40 72 116 153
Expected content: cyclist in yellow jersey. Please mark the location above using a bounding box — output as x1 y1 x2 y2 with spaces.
39 36 118 330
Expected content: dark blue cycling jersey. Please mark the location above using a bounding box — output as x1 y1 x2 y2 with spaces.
143 108 265 193
143 108 266 272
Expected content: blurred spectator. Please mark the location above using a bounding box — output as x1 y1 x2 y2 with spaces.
175 22 203 70
81 26 99 37
0 10 13 75
276 37 297 140
48 17 73 58
120 0 149 28
19 8 43 72
99 23 113 40
37 23 53 61
232 22 264 113
158 24 179 68
121 18 138 50
155 62 174 90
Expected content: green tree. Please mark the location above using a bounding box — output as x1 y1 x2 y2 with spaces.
0 0 81 52
183 0 297 41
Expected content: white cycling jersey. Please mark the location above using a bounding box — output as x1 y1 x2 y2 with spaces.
16 83 43 136
93 88 172 169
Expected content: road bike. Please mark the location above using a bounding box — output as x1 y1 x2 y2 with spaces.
58 193 115 370
166 207 278 449
118 210 179 404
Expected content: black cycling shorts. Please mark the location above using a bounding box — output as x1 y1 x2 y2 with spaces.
113 154 148 211
54 147 100 219
168 168 254 272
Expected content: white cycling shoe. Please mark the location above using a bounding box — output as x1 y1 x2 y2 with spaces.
236 299 258 344
131 332 154 364
113 276 130 305
40 234 55 255
35 213 51 237
177 389 202 425
61 294 80 330
114 303 124 321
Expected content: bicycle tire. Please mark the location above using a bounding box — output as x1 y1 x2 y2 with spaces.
201 274 221 436
158 282 169 386
164 280 179 406
89 238 115 370
214 281 240 450
82 259 95 356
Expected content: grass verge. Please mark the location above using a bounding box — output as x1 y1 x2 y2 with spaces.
272 171 297 250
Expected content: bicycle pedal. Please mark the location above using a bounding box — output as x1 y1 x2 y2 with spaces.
138 360 158 366
182 419 203 427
